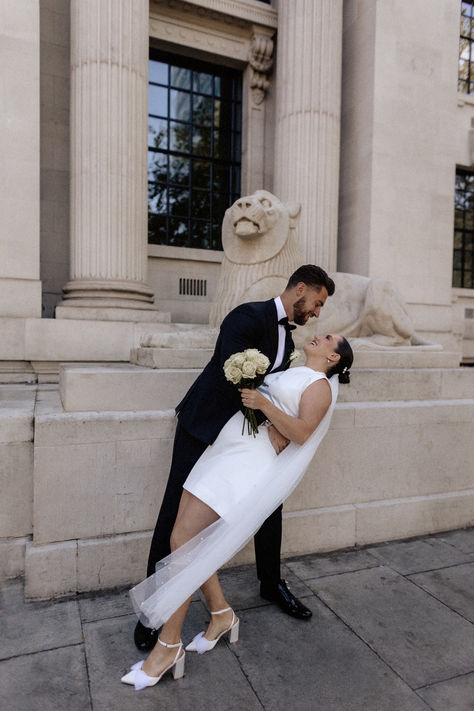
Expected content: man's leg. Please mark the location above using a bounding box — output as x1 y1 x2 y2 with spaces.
254 504 282 586
146 422 208 576
254 506 312 620
135 421 207 649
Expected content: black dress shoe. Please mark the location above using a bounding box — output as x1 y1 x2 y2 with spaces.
134 620 159 651
260 579 312 620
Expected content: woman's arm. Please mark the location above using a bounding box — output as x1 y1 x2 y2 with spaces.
240 379 332 445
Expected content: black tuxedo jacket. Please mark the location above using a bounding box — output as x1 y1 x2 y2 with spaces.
176 299 295 445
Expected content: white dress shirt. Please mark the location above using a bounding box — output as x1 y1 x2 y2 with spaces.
271 296 288 372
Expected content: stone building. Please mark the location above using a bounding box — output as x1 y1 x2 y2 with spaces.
1 0 474 598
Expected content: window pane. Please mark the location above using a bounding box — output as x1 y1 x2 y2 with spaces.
193 94 213 126
191 220 211 248
169 218 188 247
169 156 190 186
170 122 190 152
148 185 167 214
170 66 191 90
192 159 211 186
193 126 212 157
191 189 210 219
169 186 189 217
149 61 168 85
149 85 167 116
148 214 167 244
193 72 213 95
148 118 168 150
170 90 191 122
148 151 167 183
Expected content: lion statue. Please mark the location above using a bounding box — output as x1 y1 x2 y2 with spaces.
210 190 434 348
299 272 434 348
209 190 302 327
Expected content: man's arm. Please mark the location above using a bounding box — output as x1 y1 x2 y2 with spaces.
217 304 262 367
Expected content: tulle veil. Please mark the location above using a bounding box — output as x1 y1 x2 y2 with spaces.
130 375 339 630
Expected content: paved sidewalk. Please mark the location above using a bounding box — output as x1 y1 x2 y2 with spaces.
1 528 474 711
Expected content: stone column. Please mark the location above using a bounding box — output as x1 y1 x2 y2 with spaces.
0 0 41 319
273 0 343 271
57 0 165 321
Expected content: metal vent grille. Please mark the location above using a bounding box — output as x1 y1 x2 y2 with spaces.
179 278 207 297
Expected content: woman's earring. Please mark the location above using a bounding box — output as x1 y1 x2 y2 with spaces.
327 358 331 363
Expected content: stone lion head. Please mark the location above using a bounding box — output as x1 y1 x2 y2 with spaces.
230 189 281 239
222 190 300 264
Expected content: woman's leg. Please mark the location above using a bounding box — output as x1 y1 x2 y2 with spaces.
198 573 236 641
141 491 220 676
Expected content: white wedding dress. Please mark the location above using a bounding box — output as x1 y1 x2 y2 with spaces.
130 367 338 629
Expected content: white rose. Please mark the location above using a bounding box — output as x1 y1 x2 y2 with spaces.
243 348 260 361
241 361 257 378
255 353 270 374
232 353 246 367
224 366 242 384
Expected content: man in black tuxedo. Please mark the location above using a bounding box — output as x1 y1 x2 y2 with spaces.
135 265 335 650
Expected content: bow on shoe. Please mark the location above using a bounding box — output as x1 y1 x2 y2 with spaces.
130 661 154 691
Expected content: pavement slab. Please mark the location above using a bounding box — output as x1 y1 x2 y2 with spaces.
0 645 91 711
409 561 474 623
285 548 380 580
366 536 469 574
83 602 262 711
0 579 82 659
439 528 474 555
417 672 474 710
232 603 430 711
216 562 314 612
308 566 474 689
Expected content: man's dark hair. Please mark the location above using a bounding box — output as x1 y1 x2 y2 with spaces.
286 265 335 296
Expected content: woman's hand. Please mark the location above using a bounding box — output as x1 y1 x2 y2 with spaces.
267 425 290 454
239 387 266 410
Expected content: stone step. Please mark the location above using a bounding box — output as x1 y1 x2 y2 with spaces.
130 346 213 370
59 363 474 412
131 344 462 370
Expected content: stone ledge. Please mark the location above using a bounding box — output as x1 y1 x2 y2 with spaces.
58 363 474 412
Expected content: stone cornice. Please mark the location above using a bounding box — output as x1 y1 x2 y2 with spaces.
151 0 277 30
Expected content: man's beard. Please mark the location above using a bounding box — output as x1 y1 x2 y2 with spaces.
292 297 311 325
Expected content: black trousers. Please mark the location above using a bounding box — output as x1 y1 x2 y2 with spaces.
146 420 282 586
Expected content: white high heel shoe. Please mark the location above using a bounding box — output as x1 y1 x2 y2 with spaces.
121 638 185 690
185 607 239 654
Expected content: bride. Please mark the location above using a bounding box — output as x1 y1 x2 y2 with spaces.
121 333 353 691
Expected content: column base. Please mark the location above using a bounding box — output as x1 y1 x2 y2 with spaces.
55 304 171 323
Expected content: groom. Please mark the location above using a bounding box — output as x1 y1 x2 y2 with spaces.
135 264 335 651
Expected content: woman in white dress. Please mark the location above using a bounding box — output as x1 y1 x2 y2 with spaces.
121 333 353 691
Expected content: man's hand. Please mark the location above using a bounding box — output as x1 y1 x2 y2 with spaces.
267 424 290 455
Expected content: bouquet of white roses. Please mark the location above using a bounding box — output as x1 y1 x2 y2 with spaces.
223 348 270 436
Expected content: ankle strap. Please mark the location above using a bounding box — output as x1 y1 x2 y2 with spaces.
210 607 232 615
158 637 182 649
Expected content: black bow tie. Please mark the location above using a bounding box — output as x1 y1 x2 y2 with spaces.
278 317 297 331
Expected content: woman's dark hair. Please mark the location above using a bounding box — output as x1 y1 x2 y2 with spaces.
327 336 353 384
286 264 335 296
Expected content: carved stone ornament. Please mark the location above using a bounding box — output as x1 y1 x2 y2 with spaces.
209 190 302 326
249 32 274 105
